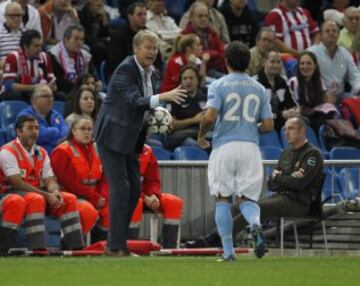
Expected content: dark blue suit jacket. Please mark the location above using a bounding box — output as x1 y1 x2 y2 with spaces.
94 56 157 154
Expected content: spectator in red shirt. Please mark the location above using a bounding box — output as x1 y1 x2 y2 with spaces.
181 1 226 75
264 0 320 58
161 34 209 92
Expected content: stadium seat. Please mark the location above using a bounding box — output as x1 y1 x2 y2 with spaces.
53 101 65 115
99 60 108 91
322 169 343 203
280 126 320 149
152 146 172 160
259 130 282 148
44 217 62 248
260 146 282 197
260 146 282 160
317 125 330 158
146 137 164 148
110 17 126 30
0 128 7 146
0 100 29 129
318 125 327 151
165 0 187 23
15 216 61 248
174 146 209 160
6 123 16 141
329 147 360 173
338 168 360 200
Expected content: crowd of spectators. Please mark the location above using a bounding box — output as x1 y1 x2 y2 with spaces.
0 0 359 150
2 0 360 251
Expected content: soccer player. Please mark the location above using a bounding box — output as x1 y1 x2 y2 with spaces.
198 41 274 261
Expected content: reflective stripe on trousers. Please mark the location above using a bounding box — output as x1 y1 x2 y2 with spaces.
59 211 84 250
25 212 46 249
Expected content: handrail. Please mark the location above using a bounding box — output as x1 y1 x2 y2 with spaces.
158 160 360 167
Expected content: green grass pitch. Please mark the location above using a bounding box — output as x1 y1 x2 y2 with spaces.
1 256 359 286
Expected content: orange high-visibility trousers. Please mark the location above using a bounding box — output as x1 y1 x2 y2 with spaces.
131 193 183 223
1 194 26 225
76 200 99 235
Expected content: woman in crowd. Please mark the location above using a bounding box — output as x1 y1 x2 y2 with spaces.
64 73 104 117
165 64 207 150
288 51 338 132
65 88 98 125
161 34 209 92
51 115 109 243
253 48 296 131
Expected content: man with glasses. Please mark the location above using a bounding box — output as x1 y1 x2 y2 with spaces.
0 2 23 71
1 29 57 102
16 85 68 153
0 0 42 34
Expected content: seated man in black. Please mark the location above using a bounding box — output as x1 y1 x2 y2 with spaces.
188 116 326 247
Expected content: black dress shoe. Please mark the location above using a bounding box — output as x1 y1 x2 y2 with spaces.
104 248 139 257
185 238 208 248
185 232 222 248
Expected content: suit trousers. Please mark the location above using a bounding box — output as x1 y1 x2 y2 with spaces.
232 195 311 235
97 144 141 250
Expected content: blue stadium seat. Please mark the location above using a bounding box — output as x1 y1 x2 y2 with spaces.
338 168 360 200
146 134 164 148
322 169 343 203
329 146 360 160
99 60 108 91
6 123 16 141
0 100 29 129
259 130 282 148
318 125 327 151
165 0 187 23
261 146 282 197
0 128 7 146
110 17 126 30
15 217 61 248
44 217 62 248
280 126 320 149
174 146 209 160
329 147 360 173
152 146 172 160
260 146 282 160
317 125 330 158
53 101 65 115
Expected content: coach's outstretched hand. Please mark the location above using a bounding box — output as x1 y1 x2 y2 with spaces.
159 85 188 104
197 137 211 149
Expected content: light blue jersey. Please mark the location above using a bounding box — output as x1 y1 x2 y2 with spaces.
207 73 272 149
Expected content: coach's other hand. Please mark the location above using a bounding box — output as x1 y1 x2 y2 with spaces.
159 85 188 104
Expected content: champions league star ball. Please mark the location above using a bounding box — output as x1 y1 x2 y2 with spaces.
147 107 172 134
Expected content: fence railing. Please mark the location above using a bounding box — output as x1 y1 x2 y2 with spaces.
139 160 360 240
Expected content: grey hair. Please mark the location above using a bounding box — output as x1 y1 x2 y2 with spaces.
133 30 159 48
188 1 208 19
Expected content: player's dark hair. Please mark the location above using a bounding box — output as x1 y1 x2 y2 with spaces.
225 41 250 72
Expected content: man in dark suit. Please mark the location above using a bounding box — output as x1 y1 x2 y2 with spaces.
94 29 187 256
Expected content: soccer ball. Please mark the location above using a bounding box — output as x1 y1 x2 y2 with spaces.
147 107 172 134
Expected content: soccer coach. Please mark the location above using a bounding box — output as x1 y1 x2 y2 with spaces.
94 30 187 256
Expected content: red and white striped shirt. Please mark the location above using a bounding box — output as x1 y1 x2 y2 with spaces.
2 50 55 85
264 4 319 52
